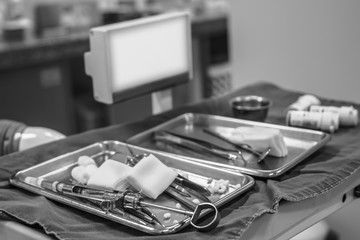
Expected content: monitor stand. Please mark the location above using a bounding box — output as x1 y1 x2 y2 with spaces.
151 89 173 115
105 89 174 125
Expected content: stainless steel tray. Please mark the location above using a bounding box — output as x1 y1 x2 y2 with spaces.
127 113 331 178
10 140 255 235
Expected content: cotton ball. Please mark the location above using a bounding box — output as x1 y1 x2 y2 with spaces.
78 155 96 166
85 164 98 176
208 179 229 194
71 166 91 184
163 213 171 220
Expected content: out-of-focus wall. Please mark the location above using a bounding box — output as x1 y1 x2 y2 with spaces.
228 0 360 103
228 2 360 239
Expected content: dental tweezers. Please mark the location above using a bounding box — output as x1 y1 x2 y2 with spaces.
202 128 271 163
154 130 245 166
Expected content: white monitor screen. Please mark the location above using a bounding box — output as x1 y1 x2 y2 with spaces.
84 12 192 104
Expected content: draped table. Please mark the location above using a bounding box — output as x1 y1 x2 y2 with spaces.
1 82 360 240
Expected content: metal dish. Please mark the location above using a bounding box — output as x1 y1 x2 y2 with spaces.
230 95 272 121
10 140 254 235
127 113 331 178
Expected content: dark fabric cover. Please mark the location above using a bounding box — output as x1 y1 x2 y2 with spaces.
1 82 360 240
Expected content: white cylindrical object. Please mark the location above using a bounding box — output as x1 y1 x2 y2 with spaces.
287 94 321 111
286 110 339 133
309 105 358 127
18 127 66 151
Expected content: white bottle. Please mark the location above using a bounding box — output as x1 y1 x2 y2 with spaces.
286 110 339 133
309 105 358 127
287 95 321 111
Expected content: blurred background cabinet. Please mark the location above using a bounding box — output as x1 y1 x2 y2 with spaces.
0 61 76 135
0 0 230 135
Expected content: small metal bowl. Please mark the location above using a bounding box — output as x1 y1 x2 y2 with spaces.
230 95 272 122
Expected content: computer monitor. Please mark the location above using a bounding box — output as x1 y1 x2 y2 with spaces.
84 11 192 105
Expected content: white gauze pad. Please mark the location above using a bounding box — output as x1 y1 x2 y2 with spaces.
127 154 177 199
87 159 132 191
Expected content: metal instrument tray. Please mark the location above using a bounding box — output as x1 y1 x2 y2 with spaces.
127 113 331 178
10 140 255 235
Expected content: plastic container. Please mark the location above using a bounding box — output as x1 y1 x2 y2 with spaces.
286 110 339 133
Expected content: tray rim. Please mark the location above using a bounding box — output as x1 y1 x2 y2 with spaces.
9 140 255 235
127 113 332 178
